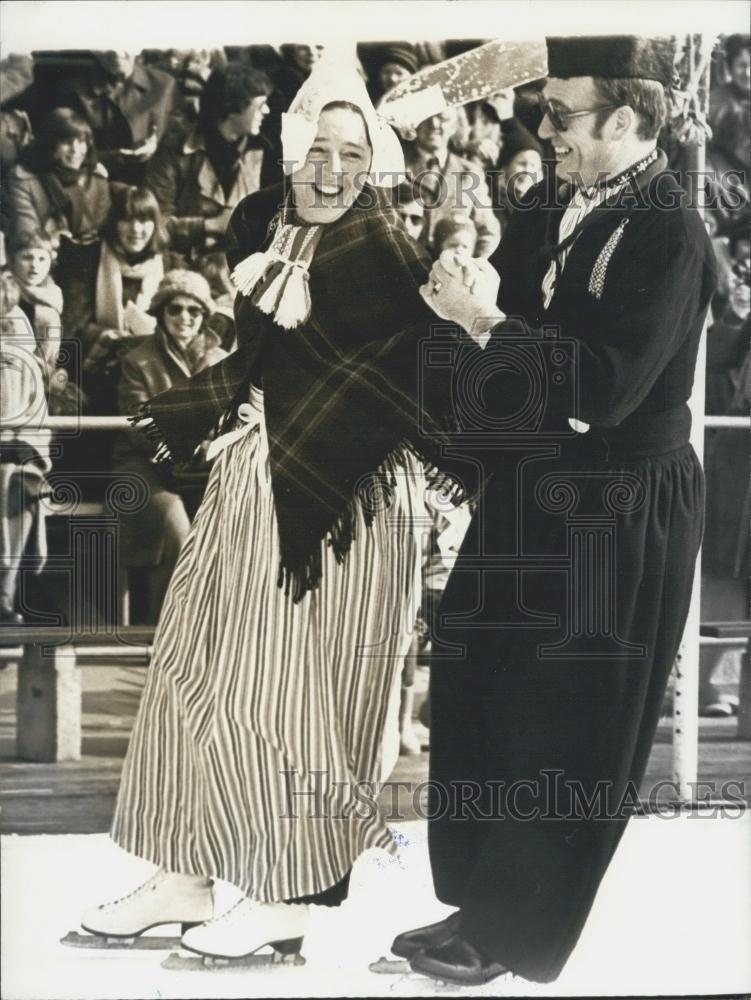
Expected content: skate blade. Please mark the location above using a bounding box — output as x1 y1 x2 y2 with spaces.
369 959 478 993
161 950 305 972
369 955 412 974
61 931 181 951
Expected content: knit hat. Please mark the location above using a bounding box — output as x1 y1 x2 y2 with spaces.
148 269 214 316
377 43 419 75
499 118 543 169
546 35 677 87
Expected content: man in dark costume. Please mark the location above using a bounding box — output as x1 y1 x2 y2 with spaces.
391 35 717 987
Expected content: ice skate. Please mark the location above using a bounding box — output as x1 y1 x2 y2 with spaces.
370 911 461 975
162 897 308 971
61 870 213 950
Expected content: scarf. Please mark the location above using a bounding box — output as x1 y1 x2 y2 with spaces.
156 323 223 379
231 220 322 330
42 165 105 242
131 183 465 600
17 276 63 318
94 241 163 333
541 148 661 309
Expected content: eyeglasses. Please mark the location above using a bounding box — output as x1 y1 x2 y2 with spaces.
538 94 620 133
165 303 203 319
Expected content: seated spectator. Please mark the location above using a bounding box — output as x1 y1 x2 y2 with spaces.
113 270 227 623
462 100 504 170
432 216 478 261
58 50 182 185
0 54 33 105
146 63 278 266
701 229 750 716
6 230 62 372
6 108 111 264
4 230 85 417
709 34 750 199
175 50 218 122
393 180 426 244
403 107 500 257
60 184 167 411
275 44 326 110
0 272 51 626
368 42 419 104
0 109 32 250
494 119 544 232
196 250 236 351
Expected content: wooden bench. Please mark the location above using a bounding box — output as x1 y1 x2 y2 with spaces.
699 622 751 740
0 626 155 762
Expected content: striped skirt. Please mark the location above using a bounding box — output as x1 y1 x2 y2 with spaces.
111 388 425 901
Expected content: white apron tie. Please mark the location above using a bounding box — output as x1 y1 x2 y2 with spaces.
205 387 270 487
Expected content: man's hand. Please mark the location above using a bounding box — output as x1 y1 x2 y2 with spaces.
420 251 504 345
204 207 233 238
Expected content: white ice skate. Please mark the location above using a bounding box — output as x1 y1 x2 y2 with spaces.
162 897 308 971
61 870 214 951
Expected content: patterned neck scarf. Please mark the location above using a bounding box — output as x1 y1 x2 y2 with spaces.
230 200 323 330
541 148 659 310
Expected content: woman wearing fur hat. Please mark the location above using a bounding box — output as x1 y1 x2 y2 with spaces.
112 269 227 624
78 57 462 962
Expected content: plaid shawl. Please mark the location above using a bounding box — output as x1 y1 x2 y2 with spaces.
133 182 464 599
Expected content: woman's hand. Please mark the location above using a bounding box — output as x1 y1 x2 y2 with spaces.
420 251 505 346
485 88 515 121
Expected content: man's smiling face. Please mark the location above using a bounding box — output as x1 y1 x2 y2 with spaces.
538 76 622 189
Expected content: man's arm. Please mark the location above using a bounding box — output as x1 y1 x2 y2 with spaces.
426 212 715 428
144 138 206 252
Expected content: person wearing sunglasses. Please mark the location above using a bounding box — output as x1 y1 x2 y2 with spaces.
112 269 227 624
393 35 717 988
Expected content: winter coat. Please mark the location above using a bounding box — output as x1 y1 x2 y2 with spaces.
145 125 280 256
112 325 227 566
6 161 110 244
404 147 501 257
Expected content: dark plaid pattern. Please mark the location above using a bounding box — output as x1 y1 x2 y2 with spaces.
133 182 464 599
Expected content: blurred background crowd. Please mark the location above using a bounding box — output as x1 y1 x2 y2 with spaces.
0 37 748 723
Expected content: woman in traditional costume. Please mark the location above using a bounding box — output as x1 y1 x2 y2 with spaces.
77 59 460 962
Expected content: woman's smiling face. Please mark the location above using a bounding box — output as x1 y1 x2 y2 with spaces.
53 136 88 171
291 105 372 225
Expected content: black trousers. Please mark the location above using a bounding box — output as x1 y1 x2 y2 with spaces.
427 442 703 983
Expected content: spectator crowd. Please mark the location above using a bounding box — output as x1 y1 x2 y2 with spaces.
0 37 749 706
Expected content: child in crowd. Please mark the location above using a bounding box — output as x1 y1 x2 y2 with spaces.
432 215 478 261
399 485 473 754
6 229 62 375
5 229 85 416
393 180 426 245
0 271 52 625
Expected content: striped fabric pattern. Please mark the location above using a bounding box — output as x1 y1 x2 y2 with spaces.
111 390 427 901
541 185 613 310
